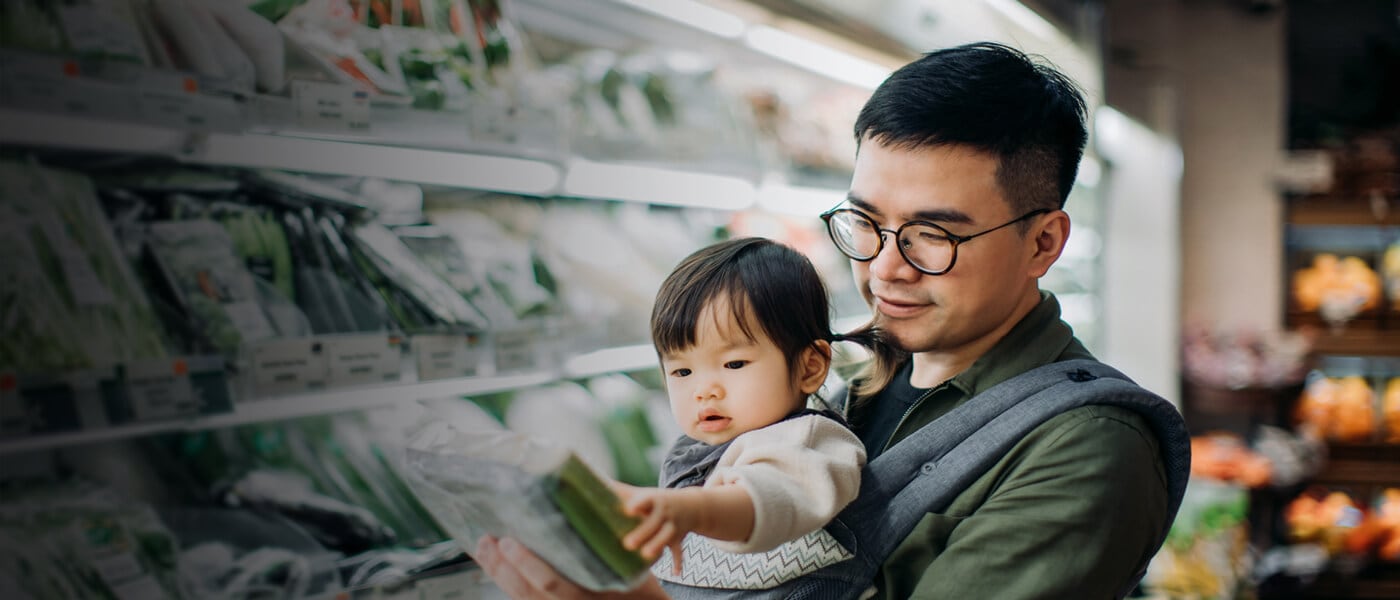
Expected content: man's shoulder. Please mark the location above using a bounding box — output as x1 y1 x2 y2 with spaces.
1007 404 1166 479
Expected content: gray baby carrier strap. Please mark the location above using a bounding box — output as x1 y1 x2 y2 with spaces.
662 359 1190 600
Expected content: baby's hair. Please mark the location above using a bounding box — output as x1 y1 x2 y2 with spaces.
651 237 897 383
652 237 825 371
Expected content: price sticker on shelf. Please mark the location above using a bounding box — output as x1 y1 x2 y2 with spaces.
124 359 197 421
325 334 404 387
136 88 206 129
413 333 486 380
249 338 330 398
294 80 370 133
493 329 536 373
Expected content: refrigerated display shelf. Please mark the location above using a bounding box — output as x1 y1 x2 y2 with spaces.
0 343 658 456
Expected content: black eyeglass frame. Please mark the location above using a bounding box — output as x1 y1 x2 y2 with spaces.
819 207 1052 275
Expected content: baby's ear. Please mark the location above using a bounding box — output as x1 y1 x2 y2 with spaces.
797 340 833 395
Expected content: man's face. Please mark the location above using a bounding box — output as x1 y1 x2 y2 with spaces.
845 140 1044 356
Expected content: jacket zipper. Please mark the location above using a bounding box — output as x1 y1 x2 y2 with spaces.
882 388 939 455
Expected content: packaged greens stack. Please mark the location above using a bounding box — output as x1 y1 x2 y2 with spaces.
0 481 187 599
398 410 650 592
144 219 310 359
0 161 169 373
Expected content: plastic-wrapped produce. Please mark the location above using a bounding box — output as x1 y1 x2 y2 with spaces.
0 161 169 372
145 219 311 357
398 411 649 592
0 481 188 599
426 202 557 319
396 225 520 328
347 221 490 331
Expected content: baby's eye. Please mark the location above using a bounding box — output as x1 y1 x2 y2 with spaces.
724 360 748 369
670 368 691 377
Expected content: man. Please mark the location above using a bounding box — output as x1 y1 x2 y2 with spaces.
478 42 1179 599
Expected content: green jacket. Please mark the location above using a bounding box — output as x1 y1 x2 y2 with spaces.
851 292 1170 599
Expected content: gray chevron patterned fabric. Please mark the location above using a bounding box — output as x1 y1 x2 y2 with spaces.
651 529 852 589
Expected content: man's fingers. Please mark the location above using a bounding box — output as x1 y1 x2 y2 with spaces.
476 536 542 600
500 537 585 599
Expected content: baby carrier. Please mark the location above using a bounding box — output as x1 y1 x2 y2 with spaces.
654 358 1191 600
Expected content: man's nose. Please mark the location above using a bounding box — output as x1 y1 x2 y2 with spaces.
869 234 920 282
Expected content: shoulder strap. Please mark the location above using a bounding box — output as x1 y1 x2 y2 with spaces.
831 358 1190 599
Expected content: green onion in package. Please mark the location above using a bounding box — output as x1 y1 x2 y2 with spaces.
398 408 650 591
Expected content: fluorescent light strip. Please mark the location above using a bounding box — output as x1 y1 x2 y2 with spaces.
563 159 756 210
984 0 1061 42
744 25 891 90
613 0 746 38
199 134 562 197
756 180 847 217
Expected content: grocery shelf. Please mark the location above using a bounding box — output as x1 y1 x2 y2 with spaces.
0 107 564 197
561 343 658 379
1287 193 1400 226
0 371 554 456
1310 329 1400 357
0 341 665 456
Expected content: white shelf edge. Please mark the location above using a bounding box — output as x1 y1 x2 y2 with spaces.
0 107 564 197
561 343 657 379
0 342 662 456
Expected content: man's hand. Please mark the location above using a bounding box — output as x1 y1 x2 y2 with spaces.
474 536 669 599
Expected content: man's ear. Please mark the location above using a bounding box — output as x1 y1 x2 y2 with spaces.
797 340 833 395
1027 210 1070 278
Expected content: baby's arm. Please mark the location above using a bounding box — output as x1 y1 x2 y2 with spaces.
616 483 755 574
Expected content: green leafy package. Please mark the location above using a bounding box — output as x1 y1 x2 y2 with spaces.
0 161 169 373
397 410 650 591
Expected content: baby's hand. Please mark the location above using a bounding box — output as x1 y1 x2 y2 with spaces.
618 486 693 575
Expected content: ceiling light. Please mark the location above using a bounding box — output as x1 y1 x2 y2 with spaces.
744 24 892 90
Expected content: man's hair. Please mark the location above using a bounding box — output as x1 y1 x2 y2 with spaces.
651 237 832 373
854 42 1088 214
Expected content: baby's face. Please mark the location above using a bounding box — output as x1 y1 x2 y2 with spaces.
660 300 802 445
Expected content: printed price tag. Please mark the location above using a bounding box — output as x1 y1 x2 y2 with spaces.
493 329 535 373
249 338 329 398
294 80 370 133
124 359 197 421
326 334 404 387
467 100 513 145
137 88 204 128
508 106 563 150
413 333 485 380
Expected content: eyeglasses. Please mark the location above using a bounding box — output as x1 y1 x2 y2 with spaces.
820 207 1051 275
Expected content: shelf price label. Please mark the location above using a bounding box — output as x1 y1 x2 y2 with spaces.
493 329 536 374
413 333 486 380
294 80 370 133
249 338 330 399
325 334 405 387
123 359 197 422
